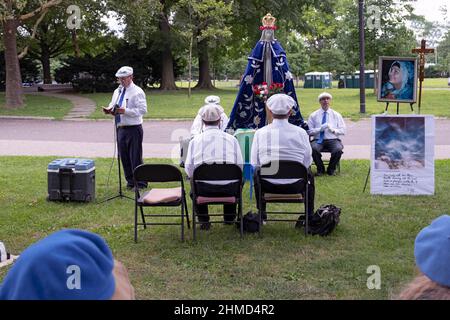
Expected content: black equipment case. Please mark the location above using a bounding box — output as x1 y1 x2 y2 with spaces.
47 158 95 202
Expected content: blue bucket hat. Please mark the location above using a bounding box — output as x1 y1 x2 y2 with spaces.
0 229 115 300
414 215 450 287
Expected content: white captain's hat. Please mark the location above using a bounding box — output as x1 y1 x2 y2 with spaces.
266 93 296 115
200 104 222 122
318 92 332 101
204 95 221 105
115 66 133 78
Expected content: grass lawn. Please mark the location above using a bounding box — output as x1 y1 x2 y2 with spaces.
0 93 73 120
87 87 450 121
1 156 448 299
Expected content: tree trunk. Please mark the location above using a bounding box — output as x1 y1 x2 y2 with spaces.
194 38 215 90
158 9 177 90
71 30 80 58
41 44 52 84
2 19 24 109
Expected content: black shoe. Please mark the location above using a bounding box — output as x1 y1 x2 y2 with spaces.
200 222 211 231
224 220 235 225
126 185 134 190
315 171 324 177
327 170 336 176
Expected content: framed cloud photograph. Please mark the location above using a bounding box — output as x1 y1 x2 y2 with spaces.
377 56 418 103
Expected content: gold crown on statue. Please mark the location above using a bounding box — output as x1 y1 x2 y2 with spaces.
262 13 276 28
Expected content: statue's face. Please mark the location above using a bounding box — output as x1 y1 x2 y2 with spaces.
262 29 274 41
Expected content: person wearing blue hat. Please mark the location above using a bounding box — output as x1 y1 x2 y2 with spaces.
0 229 134 300
398 215 450 299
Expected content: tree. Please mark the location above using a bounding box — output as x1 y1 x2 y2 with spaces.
19 0 108 84
1 0 62 108
175 0 233 90
110 0 182 90
284 33 310 85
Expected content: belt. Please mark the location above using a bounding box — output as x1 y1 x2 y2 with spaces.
118 124 142 129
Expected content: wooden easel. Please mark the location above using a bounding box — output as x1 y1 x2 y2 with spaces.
384 102 415 115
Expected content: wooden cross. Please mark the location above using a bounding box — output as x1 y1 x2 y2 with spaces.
412 39 434 113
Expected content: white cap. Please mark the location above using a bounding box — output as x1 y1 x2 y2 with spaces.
200 104 221 122
115 66 133 78
318 92 332 101
266 93 296 115
204 95 221 105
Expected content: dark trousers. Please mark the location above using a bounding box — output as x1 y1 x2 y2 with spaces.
191 181 238 223
253 169 315 218
118 125 146 188
310 139 343 174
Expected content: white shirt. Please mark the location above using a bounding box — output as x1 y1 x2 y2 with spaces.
307 107 346 140
185 126 243 183
190 106 229 136
251 119 312 184
108 82 147 127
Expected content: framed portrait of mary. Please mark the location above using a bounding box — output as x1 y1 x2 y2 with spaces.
377 56 418 103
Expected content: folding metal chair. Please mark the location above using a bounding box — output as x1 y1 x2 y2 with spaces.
191 163 244 240
255 160 309 236
133 164 190 242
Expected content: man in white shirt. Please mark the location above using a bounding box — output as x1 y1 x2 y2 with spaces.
307 92 345 176
251 93 315 220
103 66 148 189
185 104 243 230
190 95 229 136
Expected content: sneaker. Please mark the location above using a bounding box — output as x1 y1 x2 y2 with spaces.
200 222 211 231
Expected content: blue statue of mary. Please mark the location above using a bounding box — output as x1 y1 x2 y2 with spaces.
227 13 308 131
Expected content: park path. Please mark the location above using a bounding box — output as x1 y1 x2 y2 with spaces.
1 118 450 159
30 92 97 120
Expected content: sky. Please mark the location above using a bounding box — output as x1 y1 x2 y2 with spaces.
410 0 449 22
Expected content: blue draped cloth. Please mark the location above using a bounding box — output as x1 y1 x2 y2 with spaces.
227 35 307 130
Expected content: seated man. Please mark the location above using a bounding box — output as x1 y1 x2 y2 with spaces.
185 104 243 230
307 92 346 176
0 229 134 300
190 95 229 136
251 93 315 221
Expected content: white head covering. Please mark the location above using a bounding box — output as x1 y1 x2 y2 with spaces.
115 66 133 78
200 104 221 122
266 93 296 115
204 95 221 105
318 92 332 101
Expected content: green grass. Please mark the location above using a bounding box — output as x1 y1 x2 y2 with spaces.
86 87 450 121
1 78 448 120
0 94 73 120
1 156 449 299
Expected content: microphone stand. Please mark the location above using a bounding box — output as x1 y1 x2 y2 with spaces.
100 87 133 203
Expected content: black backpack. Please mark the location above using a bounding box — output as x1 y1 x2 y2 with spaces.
296 204 341 236
237 211 260 233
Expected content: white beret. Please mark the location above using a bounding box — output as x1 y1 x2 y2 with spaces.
115 66 133 78
204 95 221 105
318 92 332 101
201 104 221 122
266 93 296 115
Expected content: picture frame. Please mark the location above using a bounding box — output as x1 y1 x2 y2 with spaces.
377 56 418 103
